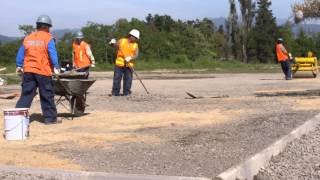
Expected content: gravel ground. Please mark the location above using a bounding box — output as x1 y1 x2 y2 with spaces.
256 124 320 180
1 73 320 179
0 171 58 180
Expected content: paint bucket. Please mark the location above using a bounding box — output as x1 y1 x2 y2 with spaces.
3 108 30 140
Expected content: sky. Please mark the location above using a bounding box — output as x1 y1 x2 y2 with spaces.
1 0 303 36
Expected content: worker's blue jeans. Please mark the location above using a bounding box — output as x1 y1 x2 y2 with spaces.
280 60 292 79
16 73 57 121
112 66 133 96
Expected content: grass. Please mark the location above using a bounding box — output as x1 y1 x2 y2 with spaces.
1 59 280 75
129 59 280 73
2 76 21 85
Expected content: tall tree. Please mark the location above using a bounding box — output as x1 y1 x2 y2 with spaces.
249 0 277 63
18 25 35 36
226 0 240 60
238 0 256 63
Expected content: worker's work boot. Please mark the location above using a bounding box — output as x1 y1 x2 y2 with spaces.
44 117 62 125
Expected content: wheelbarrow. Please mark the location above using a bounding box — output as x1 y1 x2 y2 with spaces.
53 74 95 118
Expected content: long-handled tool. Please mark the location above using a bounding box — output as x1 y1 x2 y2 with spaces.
129 65 150 94
125 60 149 94
73 65 91 72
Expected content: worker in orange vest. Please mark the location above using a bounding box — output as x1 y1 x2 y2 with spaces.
72 31 95 77
16 15 61 125
111 29 140 96
276 38 292 80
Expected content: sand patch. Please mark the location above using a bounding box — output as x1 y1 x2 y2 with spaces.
0 149 81 170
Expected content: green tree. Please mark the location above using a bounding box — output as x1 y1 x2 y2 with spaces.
238 0 256 63
294 29 316 56
18 25 35 36
249 0 277 63
56 32 74 62
226 0 241 60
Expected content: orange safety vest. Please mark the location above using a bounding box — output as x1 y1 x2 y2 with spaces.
276 44 288 62
115 38 138 68
73 41 91 69
23 31 54 76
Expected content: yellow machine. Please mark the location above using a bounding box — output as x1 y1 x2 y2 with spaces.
292 57 318 78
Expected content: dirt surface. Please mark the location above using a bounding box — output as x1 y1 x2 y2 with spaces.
1 72 320 178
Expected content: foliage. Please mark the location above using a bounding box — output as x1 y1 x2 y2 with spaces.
226 0 241 60
238 0 256 63
18 24 35 36
2 11 320 71
248 0 277 63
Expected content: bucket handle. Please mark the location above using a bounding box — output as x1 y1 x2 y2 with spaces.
4 119 28 139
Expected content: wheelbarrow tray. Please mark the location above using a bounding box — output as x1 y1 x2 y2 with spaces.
53 79 96 96
57 71 88 79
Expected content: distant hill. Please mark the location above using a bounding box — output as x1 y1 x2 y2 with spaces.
277 18 320 34
0 28 79 43
292 24 320 34
212 17 227 29
51 28 79 40
0 35 19 43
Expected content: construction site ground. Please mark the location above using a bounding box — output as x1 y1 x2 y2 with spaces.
1 72 320 179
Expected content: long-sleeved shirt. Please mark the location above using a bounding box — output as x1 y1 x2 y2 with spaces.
16 39 59 68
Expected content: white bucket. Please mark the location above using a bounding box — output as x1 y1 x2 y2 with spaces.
3 108 30 140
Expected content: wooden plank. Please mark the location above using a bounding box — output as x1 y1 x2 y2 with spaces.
186 92 229 99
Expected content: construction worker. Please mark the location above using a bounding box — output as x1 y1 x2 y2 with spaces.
276 38 292 80
109 38 117 48
307 51 314 57
16 15 61 125
111 29 140 96
72 31 95 77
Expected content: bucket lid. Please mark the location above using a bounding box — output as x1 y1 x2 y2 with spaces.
4 108 29 112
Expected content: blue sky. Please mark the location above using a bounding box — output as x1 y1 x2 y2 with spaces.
1 0 303 36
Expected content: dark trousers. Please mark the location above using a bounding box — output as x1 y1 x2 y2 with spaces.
112 66 133 96
280 60 292 79
16 73 57 120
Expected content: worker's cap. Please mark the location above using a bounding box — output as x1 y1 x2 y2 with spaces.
36 15 52 27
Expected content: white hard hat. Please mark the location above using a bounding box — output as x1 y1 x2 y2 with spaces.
129 29 140 40
109 38 117 45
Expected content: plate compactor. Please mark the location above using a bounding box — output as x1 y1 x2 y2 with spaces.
292 57 319 78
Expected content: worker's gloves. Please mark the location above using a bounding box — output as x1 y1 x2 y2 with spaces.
91 64 96 68
125 56 132 63
53 67 61 74
289 53 293 60
16 67 23 74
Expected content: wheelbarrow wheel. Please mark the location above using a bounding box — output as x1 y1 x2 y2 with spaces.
70 96 86 116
